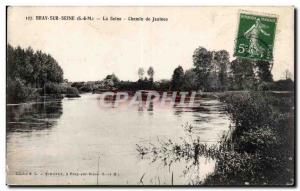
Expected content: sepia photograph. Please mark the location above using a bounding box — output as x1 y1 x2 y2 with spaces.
6 6 295 186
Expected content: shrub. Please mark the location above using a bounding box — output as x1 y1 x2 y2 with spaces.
205 92 294 185
44 82 64 95
7 78 38 103
65 86 80 97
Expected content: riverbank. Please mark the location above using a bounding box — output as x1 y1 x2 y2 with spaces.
7 83 81 104
203 91 294 185
135 90 294 185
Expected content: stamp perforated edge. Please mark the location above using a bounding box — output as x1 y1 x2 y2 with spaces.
233 9 280 62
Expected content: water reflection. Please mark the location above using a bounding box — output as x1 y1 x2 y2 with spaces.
173 99 226 125
136 122 221 185
7 100 63 133
6 93 230 185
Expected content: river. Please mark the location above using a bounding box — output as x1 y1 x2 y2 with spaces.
6 93 230 185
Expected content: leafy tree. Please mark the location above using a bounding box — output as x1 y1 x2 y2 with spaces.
255 61 273 83
7 44 65 103
214 50 230 90
155 79 170 91
193 47 213 91
147 66 154 81
283 69 293 80
182 69 198 90
7 77 37 103
138 67 144 80
229 58 256 90
103 73 119 88
171 66 184 90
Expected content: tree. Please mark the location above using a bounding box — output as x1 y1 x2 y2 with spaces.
283 69 293 80
138 67 144 80
103 73 119 88
193 47 213 91
147 66 154 81
171 66 184 90
214 50 230 91
182 69 198 90
255 61 273 83
229 58 256 90
7 44 65 103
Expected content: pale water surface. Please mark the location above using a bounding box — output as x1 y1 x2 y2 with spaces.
7 93 230 185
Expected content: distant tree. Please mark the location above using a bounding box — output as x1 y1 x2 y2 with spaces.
147 66 154 81
155 79 171 91
182 69 198 90
23 47 34 84
272 79 294 91
138 67 144 80
255 61 273 83
214 50 230 91
193 47 213 91
171 66 184 90
283 69 293 80
103 73 119 88
229 58 256 90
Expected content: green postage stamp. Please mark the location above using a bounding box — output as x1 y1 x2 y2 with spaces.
234 12 277 61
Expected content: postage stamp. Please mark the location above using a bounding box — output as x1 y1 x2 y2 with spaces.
234 12 277 61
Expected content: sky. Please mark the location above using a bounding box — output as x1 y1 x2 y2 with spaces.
7 6 294 82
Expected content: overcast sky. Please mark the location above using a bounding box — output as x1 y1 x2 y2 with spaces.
8 6 294 82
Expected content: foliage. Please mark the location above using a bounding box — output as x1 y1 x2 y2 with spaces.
282 69 293 80
7 44 63 88
205 92 294 185
44 82 65 95
147 66 154 81
229 58 256 90
43 82 80 98
255 61 273 83
7 77 38 103
214 50 230 91
7 44 65 103
102 74 119 88
65 86 80 97
171 66 184 90
138 67 145 80
136 92 294 185
193 47 213 91
181 69 198 91
271 79 294 91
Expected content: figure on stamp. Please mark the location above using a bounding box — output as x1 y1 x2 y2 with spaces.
244 18 270 57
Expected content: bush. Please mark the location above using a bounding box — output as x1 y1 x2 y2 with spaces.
65 86 80 97
204 92 294 185
271 79 294 91
7 78 38 103
43 82 80 98
257 82 273 91
44 82 64 95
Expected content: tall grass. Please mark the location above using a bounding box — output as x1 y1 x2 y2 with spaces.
136 91 294 185
204 92 294 185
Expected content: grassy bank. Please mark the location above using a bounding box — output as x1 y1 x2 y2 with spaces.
204 92 294 185
7 81 80 104
136 91 294 185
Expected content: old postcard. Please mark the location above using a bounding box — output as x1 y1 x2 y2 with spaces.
6 6 295 186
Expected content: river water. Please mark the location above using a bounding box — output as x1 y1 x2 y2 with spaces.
6 93 230 185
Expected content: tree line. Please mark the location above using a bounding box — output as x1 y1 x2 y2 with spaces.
7 44 293 103
90 46 293 92
7 44 64 88
170 46 293 92
7 44 79 103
